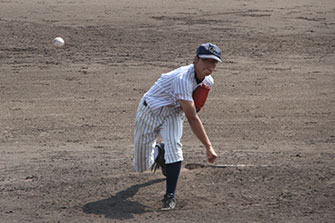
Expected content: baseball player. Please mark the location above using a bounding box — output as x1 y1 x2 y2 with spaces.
134 43 221 210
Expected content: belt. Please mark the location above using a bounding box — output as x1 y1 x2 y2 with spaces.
143 100 148 107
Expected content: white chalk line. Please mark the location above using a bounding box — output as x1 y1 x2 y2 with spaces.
209 164 270 168
184 163 271 169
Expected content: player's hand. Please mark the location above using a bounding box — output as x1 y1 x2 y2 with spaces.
206 146 218 163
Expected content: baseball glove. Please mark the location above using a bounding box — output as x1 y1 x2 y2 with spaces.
192 84 210 112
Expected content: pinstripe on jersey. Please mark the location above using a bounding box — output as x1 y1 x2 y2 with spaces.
144 64 214 117
134 98 185 171
133 63 214 172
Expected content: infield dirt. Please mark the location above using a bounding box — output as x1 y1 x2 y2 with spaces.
0 0 334 222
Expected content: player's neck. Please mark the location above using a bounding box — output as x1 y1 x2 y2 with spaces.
194 71 204 84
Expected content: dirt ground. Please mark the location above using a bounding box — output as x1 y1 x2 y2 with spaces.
0 0 334 222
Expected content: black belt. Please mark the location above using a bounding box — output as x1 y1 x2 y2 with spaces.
143 100 148 107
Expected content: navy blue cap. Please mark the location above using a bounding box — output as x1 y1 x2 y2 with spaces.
196 43 222 62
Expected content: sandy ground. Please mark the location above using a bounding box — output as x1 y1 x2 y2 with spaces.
0 0 335 222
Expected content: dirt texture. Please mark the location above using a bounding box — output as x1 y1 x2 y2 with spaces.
1 0 334 222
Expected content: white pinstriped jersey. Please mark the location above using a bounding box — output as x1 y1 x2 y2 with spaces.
144 64 214 116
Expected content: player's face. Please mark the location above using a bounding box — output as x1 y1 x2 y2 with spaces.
194 57 218 79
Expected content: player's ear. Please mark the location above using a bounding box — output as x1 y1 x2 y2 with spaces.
194 55 199 64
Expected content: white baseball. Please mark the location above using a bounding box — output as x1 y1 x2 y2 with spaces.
52 37 65 48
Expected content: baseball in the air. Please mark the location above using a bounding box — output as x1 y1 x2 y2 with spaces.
52 37 65 48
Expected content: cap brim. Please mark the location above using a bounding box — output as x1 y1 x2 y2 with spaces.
198 54 222 62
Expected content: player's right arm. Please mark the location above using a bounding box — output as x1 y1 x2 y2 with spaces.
179 99 217 163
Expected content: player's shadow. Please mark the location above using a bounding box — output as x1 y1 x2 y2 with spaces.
83 178 165 219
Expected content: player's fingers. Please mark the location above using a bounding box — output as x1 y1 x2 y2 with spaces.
208 153 217 163
208 157 216 163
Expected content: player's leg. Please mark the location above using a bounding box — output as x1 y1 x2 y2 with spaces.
161 161 182 210
160 112 184 165
160 112 184 210
165 161 182 194
133 99 162 172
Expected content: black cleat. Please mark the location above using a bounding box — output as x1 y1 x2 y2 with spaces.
151 142 167 177
161 193 176 210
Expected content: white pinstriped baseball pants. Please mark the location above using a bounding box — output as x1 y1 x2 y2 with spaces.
133 97 185 172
